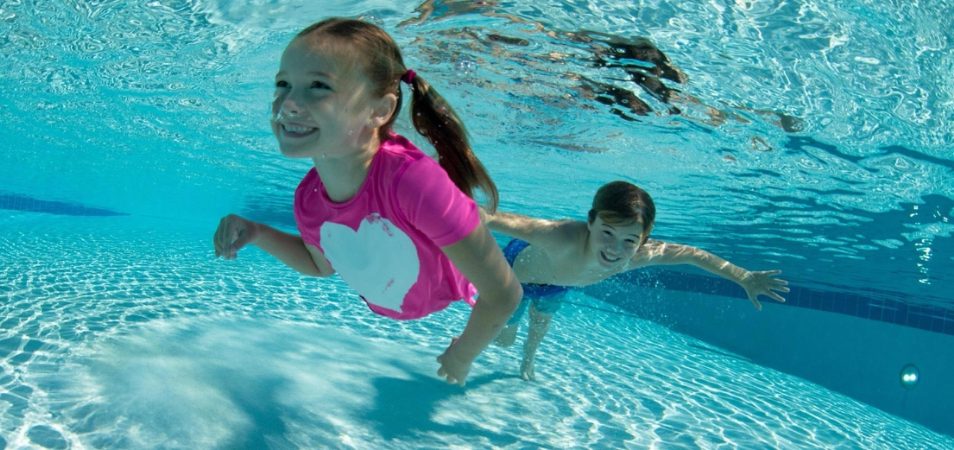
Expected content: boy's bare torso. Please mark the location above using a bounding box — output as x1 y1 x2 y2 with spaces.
510 220 661 287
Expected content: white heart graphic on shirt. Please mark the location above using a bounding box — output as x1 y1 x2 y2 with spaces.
319 214 420 313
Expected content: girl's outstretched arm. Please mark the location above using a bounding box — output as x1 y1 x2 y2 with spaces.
213 214 333 277
436 223 523 386
634 240 789 310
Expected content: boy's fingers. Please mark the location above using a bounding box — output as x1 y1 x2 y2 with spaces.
750 297 762 310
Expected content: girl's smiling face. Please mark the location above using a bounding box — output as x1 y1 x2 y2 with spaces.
271 37 378 160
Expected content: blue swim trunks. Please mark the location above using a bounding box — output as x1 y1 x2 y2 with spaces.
503 239 570 326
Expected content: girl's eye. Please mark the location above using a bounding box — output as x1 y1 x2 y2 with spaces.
275 80 289 88
311 80 330 89
602 230 613 236
624 240 637 246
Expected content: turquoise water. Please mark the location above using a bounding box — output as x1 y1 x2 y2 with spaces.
2 0 953 448
3 216 950 448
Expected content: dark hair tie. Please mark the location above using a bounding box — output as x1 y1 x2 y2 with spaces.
401 69 416 84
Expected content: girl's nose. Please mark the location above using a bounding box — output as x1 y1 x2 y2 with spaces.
274 98 302 121
279 99 301 117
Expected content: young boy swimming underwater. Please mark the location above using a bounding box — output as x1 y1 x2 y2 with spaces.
484 181 788 380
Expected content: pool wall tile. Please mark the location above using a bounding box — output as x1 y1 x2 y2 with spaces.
609 267 952 336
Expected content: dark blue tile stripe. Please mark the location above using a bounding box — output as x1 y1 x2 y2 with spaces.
592 267 954 336
0 194 127 217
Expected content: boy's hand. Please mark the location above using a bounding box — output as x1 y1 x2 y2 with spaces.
478 206 490 224
213 214 260 259
436 337 473 386
740 270 789 310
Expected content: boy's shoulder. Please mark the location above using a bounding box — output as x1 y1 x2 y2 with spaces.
628 239 671 267
557 219 589 237
536 220 587 253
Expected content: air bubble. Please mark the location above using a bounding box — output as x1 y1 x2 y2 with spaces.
455 57 477 75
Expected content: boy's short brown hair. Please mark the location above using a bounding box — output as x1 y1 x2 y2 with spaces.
587 181 656 245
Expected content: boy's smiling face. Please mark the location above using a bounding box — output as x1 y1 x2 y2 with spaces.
587 215 645 270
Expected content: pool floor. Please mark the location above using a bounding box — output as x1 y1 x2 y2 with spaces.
2 214 952 448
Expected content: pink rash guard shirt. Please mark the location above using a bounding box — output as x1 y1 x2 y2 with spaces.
294 133 480 320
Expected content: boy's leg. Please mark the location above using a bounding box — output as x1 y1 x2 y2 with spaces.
520 302 554 381
494 296 529 347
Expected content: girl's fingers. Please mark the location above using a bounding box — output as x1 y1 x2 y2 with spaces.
214 216 243 259
225 219 247 259
213 219 221 251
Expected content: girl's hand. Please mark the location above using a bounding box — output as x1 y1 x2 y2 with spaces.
436 337 473 386
213 214 260 259
740 270 789 310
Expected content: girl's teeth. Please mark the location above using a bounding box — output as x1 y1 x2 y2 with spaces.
284 124 314 133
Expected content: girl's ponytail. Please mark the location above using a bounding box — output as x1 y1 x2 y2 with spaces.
299 18 498 211
406 75 499 212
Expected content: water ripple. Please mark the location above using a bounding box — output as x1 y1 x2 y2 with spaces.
1 216 951 448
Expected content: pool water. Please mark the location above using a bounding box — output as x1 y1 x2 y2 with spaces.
3 216 950 448
2 0 953 448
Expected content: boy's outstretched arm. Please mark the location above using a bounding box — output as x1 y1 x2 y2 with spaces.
480 208 562 245
636 240 789 310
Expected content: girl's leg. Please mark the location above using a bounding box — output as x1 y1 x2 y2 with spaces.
494 296 529 347
493 323 519 347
